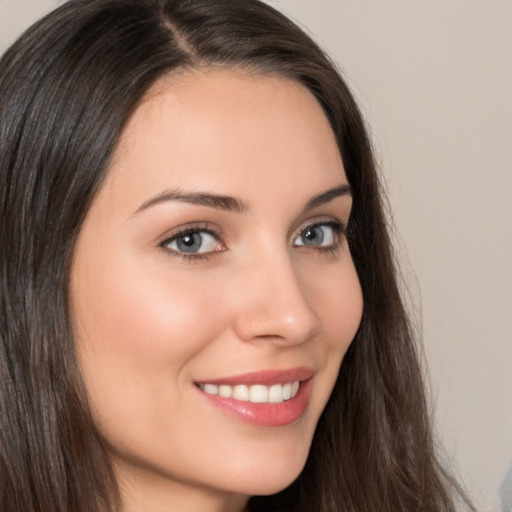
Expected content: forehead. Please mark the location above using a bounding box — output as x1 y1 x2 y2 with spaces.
102 68 345 211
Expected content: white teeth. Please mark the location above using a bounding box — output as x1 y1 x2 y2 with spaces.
203 383 218 395
269 384 283 403
249 385 268 403
199 380 301 404
232 385 249 401
218 385 232 398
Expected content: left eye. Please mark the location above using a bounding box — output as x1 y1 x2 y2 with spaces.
164 230 221 254
293 223 336 247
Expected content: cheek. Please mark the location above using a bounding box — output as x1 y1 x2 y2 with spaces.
318 262 362 389
71 255 228 404
310 259 363 352
300 257 363 413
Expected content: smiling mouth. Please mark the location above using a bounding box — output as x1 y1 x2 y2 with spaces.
196 381 301 404
195 370 312 426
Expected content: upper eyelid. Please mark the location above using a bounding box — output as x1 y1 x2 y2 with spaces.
158 222 224 247
291 217 346 240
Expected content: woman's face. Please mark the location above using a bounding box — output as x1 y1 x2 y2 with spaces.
70 69 363 511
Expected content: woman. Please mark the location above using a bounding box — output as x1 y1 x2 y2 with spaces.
0 0 475 511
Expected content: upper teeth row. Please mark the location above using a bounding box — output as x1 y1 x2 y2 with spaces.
198 381 300 403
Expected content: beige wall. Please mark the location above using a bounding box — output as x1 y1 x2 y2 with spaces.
2 1 511 510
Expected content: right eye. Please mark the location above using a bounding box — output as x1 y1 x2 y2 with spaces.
161 229 224 257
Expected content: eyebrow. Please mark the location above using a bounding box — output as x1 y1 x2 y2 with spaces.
133 183 351 216
134 189 248 215
303 184 352 211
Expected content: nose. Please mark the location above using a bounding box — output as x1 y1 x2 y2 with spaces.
231 251 321 346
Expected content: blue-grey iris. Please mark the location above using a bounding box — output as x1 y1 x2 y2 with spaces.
301 226 324 246
176 233 203 253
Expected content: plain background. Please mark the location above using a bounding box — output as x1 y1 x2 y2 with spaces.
1 1 511 510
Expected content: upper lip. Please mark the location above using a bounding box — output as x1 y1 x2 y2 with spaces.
195 367 314 386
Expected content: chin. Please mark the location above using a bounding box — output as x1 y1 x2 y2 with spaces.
245 474 303 497
219 446 309 497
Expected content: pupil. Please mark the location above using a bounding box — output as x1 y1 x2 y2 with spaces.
303 226 323 246
182 234 195 246
177 233 201 252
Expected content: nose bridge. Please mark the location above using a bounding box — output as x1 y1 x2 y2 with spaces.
232 246 320 345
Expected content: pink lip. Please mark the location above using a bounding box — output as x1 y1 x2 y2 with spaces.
196 367 314 386
195 367 314 427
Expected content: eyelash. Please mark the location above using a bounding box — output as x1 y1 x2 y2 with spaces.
295 220 347 257
159 219 348 262
159 223 223 263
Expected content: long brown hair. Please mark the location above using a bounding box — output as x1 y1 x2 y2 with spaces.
0 1 474 511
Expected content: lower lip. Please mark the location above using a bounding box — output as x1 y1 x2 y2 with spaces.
197 380 312 427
